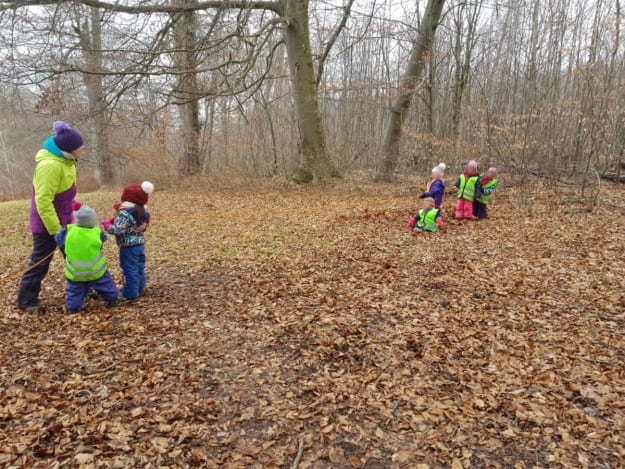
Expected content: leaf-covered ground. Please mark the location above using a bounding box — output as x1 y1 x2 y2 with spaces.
1 177 624 468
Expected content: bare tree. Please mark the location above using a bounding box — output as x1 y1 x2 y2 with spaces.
449 0 481 141
172 0 202 176
76 5 115 183
374 0 446 182
2 0 625 188
0 0 355 182
283 0 340 182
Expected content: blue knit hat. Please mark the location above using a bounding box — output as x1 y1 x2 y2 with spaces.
53 121 84 152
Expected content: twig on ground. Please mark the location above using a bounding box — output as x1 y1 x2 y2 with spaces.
291 438 304 469
372 363 389 386
392 399 401 417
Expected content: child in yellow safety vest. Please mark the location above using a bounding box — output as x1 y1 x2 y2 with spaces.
454 160 480 219
473 167 499 219
408 197 444 233
55 204 119 314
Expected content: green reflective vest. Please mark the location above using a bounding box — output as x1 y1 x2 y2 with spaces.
64 225 108 282
457 174 478 202
479 178 498 204
416 208 440 232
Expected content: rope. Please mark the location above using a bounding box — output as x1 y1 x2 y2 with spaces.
0 249 57 283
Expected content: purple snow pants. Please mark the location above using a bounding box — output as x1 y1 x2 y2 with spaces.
66 271 119 311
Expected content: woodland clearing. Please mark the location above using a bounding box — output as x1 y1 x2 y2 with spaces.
0 176 624 468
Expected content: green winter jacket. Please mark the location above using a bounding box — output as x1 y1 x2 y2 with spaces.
30 136 77 234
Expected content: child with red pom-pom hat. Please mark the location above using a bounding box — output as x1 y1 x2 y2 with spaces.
103 181 154 300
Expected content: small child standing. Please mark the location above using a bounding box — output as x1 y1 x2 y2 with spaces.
420 164 446 209
455 160 480 220
408 197 444 233
55 204 119 314
473 167 498 219
103 181 154 300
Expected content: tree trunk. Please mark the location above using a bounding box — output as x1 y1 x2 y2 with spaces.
424 35 436 162
201 96 216 176
259 89 279 177
609 0 625 181
283 0 339 183
374 0 445 183
79 6 114 184
450 0 479 142
173 0 201 177
450 11 464 139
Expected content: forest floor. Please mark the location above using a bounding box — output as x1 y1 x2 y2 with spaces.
0 175 624 468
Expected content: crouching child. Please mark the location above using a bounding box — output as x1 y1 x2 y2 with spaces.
408 197 444 233
55 204 119 314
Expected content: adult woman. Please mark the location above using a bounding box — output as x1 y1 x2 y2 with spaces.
17 121 85 312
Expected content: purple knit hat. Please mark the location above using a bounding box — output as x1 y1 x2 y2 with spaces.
53 121 84 152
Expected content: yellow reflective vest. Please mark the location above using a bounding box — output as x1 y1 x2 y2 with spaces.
64 225 108 282
416 208 440 232
479 178 498 204
457 174 479 202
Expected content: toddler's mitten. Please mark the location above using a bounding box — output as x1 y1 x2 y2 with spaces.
407 216 416 229
72 200 82 211
419 193 426 198
101 218 113 231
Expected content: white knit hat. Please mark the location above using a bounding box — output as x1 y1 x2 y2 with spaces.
432 166 444 177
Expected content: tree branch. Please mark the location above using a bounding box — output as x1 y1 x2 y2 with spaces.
316 0 355 85
0 0 283 15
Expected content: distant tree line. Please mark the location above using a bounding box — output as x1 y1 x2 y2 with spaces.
0 0 622 193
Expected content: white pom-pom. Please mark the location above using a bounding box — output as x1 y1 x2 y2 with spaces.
438 162 446 171
141 181 154 194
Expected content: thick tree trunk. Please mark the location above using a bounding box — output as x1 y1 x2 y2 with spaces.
80 6 114 184
283 0 339 183
178 90 201 176
374 0 445 183
173 0 201 177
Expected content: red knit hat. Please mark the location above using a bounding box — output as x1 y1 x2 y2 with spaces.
121 181 154 205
